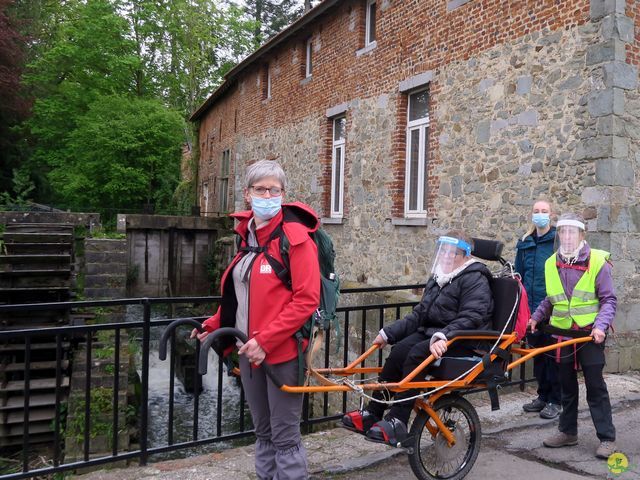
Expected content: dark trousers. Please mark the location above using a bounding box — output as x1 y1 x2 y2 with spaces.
557 342 615 442
527 332 561 404
366 332 477 425
239 356 308 480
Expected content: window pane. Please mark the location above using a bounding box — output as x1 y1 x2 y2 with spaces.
220 179 228 211
368 2 376 44
333 117 346 141
306 40 312 76
409 129 419 211
333 146 342 213
221 150 230 175
409 90 429 122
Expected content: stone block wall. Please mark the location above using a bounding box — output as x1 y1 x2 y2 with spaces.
84 239 127 299
195 0 640 369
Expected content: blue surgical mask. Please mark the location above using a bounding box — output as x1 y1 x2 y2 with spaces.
251 195 282 220
532 213 550 228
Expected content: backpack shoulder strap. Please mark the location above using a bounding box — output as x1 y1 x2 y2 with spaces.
262 223 292 290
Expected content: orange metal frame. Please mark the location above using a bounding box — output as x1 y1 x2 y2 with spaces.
275 333 593 447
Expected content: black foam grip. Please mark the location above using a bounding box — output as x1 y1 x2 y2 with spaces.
159 318 205 361
197 327 283 388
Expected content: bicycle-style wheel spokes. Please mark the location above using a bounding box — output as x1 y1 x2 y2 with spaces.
408 395 481 480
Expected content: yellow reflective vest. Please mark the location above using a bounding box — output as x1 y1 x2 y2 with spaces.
544 249 610 330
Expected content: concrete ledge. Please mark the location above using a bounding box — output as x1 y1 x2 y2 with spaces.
391 217 430 227
325 102 349 118
398 70 434 93
447 0 472 11
321 217 344 225
356 41 377 57
122 214 231 231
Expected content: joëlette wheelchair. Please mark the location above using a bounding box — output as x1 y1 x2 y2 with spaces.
159 238 593 480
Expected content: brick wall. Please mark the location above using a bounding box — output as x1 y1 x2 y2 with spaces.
197 0 591 220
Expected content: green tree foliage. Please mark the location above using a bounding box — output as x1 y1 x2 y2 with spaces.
12 0 289 219
0 166 35 209
19 0 259 216
24 0 142 207
239 0 305 45
128 0 256 116
51 95 184 220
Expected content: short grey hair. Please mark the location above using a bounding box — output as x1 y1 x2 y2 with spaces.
244 160 287 190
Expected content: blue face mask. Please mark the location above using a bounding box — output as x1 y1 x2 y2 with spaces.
251 195 282 220
532 213 550 228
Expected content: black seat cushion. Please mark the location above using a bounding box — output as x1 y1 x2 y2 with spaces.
490 276 520 333
429 276 520 381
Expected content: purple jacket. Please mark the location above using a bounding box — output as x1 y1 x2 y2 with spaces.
531 244 617 332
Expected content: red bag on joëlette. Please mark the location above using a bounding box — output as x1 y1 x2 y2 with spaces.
514 278 531 341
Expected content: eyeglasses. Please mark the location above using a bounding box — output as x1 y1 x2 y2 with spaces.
439 249 463 258
250 185 283 197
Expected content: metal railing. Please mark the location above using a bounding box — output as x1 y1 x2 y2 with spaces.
0 285 534 479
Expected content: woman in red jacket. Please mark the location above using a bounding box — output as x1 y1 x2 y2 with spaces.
192 160 320 480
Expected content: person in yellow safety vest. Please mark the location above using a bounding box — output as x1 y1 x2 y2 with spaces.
528 213 617 460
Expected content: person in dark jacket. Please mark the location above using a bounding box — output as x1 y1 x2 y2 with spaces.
342 231 494 446
515 199 561 419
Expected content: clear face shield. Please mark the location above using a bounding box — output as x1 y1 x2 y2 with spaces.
554 220 586 260
431 236 472 276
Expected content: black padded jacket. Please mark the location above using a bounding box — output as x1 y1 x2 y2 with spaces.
383 261 494 344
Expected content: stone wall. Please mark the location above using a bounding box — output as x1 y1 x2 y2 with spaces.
195 0 640 369
84 239 127 299
0 211 100 230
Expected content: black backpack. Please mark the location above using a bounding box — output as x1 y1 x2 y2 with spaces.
236 207 341 384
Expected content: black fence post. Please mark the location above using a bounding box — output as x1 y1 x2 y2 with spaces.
139 299 151 466
22 337 31 473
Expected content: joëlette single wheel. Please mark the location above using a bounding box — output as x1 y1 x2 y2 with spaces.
408 395 481 480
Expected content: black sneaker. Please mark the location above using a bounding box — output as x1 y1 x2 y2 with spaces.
539 403 561 419
365 415 408 447
341 409 380 434
522 397 546 412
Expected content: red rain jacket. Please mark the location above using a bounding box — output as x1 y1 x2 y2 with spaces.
202 202 321 365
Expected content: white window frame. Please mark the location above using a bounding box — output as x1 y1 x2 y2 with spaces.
305 37 313 78
404 89 429 217
202 182 209 216
365 0 376 46
330 117 346 218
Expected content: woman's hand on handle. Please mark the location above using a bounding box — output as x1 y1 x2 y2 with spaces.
591 327 606 344
527 318 537 333
238 338 266 365
190 328 210 341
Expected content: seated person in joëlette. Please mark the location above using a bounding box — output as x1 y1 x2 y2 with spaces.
341 230 494 446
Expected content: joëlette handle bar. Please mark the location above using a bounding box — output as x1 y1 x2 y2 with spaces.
198 327 283 388
158 318 205 361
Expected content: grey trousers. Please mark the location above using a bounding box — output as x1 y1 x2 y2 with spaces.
239 355 308 480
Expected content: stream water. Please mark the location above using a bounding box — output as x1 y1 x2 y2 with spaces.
126 305 247 459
